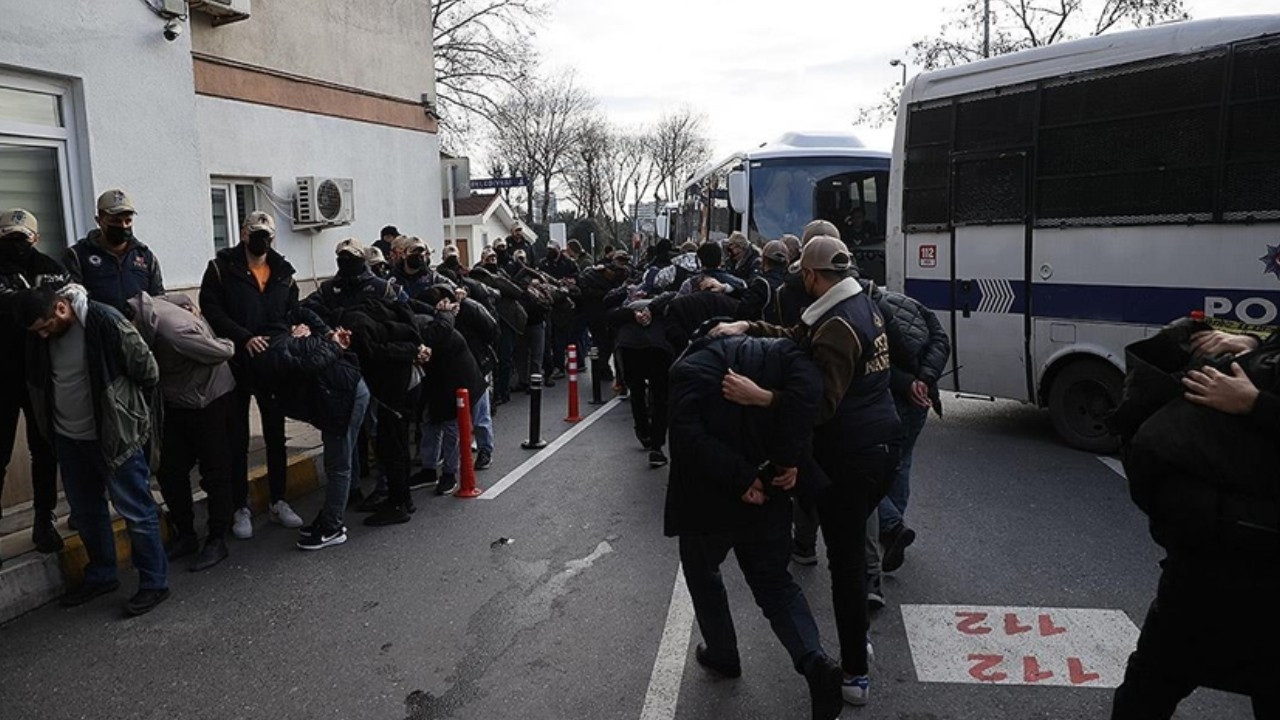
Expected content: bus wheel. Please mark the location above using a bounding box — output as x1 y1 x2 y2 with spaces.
1047 359 1122 454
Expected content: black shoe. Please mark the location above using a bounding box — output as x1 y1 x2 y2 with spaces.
436 474 458 496
868 578 886 612
474 451 493 470
347 487 365 509
648 449 668 468
694 644 741 678
32 512 64 554
409 468 439 491
191 538 229 572
543 377 556 387
804 655 844 720
634 427 651 449
297 521 347 551
166 533 200 561
880 526 916 573
364 502 412 526
125 588 171 617
356 490 389 513
791 544 819 566
61 580 121 607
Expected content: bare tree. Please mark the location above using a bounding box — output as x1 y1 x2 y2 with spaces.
562 116 614 222
647 108 712 206
604 131 659 244
855 0 1189 127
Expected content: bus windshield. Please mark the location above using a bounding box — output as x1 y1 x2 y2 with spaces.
748 157 890 246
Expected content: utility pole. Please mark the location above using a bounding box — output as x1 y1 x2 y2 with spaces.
983 0 991 58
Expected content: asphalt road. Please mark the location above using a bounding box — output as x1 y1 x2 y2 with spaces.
0 385 1258 720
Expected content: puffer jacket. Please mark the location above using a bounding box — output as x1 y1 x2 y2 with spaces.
609 292 676 355
665 290 739 354
26 284 159 470
412 310 487 423
129 292 236 410
332 298 424 415
664 335 822 537
866 282 951 415
249 334 363 435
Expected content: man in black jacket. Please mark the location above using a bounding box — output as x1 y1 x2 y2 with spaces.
64 189 164 313
735 240 789 323
666 334 844 720
0 209 67 563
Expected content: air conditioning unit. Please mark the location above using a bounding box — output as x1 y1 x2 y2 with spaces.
188 0 251 25
294 177 355 228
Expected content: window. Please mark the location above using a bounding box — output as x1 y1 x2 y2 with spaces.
902 103 953 228
210 179 263 251
0 74 82 256
1224 38 1280 220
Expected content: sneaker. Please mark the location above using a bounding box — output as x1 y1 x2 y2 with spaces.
166 533 200 561
868 579 885 612
363 501 412 526
31 511 64 554
231 507 253 540
881 526 916 573
125 588 171 617
543 376 557 387
297 521 347 551
804 655 844 720
191 538 229 572
841 674 870 706
791 546 819 566
648 449 668 468
356 490 389 513
269 501 304 529
474 451 493 470
436 474 458 496
409 468 439 491
866 633 876 663
693 644 741 678
61 580 121 608
550 368 566 380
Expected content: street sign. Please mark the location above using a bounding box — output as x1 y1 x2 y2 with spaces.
470 176 529 190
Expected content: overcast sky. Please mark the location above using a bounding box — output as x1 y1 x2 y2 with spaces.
536 0 1274 159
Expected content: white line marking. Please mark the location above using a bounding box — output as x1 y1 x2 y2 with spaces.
479 398 622 499
639 565 694 720
1097 456 1127 479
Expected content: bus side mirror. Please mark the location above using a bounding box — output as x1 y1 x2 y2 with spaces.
728 170 748 213
655 215 670 240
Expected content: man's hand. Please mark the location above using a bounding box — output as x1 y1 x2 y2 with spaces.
771 466 798 492
245 336 269 356
436 299 459 314
911 379 931 409
1191 330 1259 359
1183 363 1260 415
327 327 352 349
708 320 748 338
415 344 432 365
700 277 726 293
722 369 773 407
290 324 311 338
635 308 652 327
454 287 468 302
741 479 766 506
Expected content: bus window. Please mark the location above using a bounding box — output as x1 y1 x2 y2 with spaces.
749 157 890 242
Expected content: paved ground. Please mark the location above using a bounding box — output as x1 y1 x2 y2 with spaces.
0 382 1258 719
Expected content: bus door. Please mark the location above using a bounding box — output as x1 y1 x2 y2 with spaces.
950 151 1031 402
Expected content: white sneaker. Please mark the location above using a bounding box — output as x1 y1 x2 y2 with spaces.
231 507 253 540
270 501 304 528
866 633 875 663
842 674 870 706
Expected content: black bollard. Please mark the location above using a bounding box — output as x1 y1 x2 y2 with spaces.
588 346 604 405
521 373 548 450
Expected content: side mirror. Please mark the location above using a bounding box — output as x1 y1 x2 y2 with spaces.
727 170 748 213
655 215 670 240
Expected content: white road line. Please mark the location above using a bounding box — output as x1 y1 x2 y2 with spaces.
639 565 695 720
1097 456 1127 479
478 398 622 499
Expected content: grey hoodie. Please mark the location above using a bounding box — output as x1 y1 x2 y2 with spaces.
130 292 236 409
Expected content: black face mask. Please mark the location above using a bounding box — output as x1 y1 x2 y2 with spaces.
336 255 367 276
405 254 426 271
483 261 498 273
102 225 133 247
0 234 32 259
247 231 272 257
372 263 391 278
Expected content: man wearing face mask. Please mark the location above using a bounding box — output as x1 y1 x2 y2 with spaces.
391 235 455 301
0 209 68 565
64 189 164 312
304 239 406 321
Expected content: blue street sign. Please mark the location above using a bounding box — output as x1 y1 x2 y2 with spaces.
470 177 529 190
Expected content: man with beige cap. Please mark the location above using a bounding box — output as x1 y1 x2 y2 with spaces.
65 188 164 312
0 208 69 565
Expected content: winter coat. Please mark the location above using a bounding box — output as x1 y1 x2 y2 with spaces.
726 244 763 283
394 265 455 301
665 290 739 354
249 334 363 435
413 310 488 423
867 282 950 415
65 230 164 312
470 264 527 335
736 267 786 324
26 285 159 470
0 245 67 383
609 292 676 356
331 298 424 415
128 293 236 410
678 268 746 297
664 335 822 537
305 269 406 325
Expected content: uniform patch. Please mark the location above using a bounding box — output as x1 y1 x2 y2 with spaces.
1262 243 1280 280
87 254 103 267
134 254 149 269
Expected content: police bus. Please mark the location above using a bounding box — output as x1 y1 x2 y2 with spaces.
885 15 1280 451
678 132 891 284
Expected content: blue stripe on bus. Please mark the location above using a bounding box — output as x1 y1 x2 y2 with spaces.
904 278 1280 325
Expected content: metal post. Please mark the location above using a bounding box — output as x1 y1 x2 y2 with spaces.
521 373 548 450
588 346 603 405
565 345 582 423
983 0 991 59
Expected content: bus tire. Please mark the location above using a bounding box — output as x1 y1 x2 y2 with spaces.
1047 358 1122 454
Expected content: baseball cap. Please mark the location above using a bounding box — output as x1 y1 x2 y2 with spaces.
442 244 458 258
244 210 276 236
0 208 38 239
611 250 630 264
761 240 788 263
364 246 387 266
792 236 852 274
335 238 365 257
96 188 136 215
392 235 428 254
801 219 839 245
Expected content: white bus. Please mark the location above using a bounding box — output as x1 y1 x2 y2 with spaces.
886 15 1280 452
678 132 891 284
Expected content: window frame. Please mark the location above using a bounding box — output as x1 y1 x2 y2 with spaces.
209 178 265 252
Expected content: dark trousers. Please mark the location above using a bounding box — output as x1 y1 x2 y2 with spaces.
156 394 234 540
621 347 671 449
0 381 58 515
228 383 287 507
496 325 517 400
376 405 411 505
680 501 826 674
1112 556 1280 719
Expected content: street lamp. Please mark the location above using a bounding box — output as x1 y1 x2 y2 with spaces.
889 58 907 87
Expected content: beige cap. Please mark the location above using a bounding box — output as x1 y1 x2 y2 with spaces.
801 219 839 245
364 246 387 265
335 238 365 257
0 208 38 239
726 231 749 249
244 210 276 236
793 236 852 273
96 188 135 215
442 244 458 259
392 234 428 254
761 240 788 263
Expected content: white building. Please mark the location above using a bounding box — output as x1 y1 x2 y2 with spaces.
442 193 536 266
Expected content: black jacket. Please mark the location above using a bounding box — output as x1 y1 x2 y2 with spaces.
736 267 786 323
0 246 66 381
65 231 164 312
609 292 676 355
330 299 423 415
250 335 362 435
665 290 739 354
867 282 950 415
414 310 487 423
471 264 527 334
664 336 822 537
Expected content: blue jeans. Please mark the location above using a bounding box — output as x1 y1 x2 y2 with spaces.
325 380 370 525
878 399 928 534
56 436 168 591
420 389 492 475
